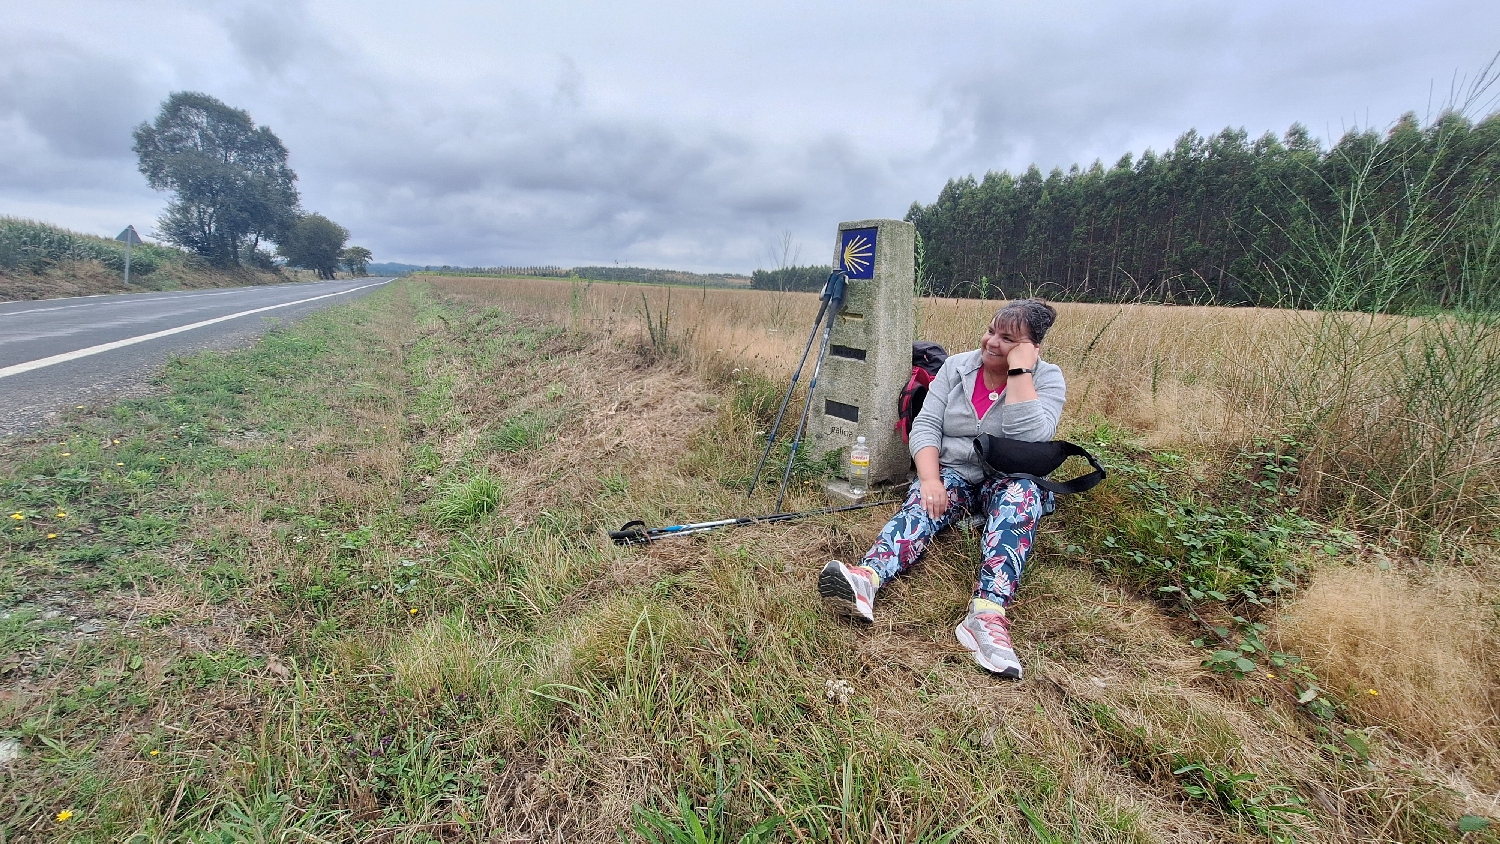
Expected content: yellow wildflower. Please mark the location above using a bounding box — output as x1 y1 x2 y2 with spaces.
56 512 67 518
56 809 74 822
9 513 21 520
408 608 418 615
116 462 124 467
149 749 160 756
61 452 70 457
47 533 57 539
1368 689 1379 696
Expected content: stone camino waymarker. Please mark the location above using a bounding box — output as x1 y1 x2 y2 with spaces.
808 218 916 500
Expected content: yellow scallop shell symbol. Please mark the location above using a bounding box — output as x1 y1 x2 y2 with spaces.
841 234 874 275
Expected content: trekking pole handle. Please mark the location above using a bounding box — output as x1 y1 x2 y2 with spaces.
821 270 848 304
609 520 650 545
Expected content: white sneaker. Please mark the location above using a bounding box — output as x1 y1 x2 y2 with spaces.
818 560 878 622
955 599 1023 678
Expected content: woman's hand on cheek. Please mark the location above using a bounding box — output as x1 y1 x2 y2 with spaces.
1007 342 1040 370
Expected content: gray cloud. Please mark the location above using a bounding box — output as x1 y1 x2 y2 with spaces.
2 1 1499 268
0 37 156 163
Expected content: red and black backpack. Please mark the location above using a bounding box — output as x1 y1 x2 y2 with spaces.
897 341 948 443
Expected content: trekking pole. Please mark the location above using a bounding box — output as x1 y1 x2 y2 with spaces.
610 497 899 545
775 272 848 511
747 271 846 498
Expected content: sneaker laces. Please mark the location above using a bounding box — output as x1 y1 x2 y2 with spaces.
976 613 1011 645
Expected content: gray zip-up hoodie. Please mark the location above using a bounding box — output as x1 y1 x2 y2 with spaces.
907 349 1066 484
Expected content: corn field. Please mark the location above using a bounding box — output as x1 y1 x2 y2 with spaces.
0 217 177 276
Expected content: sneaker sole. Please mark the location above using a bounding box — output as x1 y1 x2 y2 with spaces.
954 624 1023 679
818 562 873 623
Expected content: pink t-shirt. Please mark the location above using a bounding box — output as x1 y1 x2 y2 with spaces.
972 375 1004 419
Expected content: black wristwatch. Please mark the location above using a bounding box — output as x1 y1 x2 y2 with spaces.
1007 367 1035 377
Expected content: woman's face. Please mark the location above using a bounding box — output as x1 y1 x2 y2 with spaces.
980 318 1033 366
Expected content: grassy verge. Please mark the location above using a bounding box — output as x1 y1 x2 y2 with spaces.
1 279 1494 842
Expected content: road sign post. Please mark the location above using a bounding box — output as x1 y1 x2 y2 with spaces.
115 225 143 285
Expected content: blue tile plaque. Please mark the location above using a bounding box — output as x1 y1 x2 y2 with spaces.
839 227 877 279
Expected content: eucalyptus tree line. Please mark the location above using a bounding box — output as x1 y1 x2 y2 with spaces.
907 112 1500 312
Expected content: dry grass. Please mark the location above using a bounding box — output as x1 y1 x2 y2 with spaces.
1273 562 1500 797
6 277 1498 842
438 276 1500 539
420 277 1499 840
0 259 286 302
432 277 1315 448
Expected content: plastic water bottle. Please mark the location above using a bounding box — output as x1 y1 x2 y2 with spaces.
849 436 870 496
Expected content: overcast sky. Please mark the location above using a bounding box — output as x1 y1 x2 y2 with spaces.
2 1 1497 272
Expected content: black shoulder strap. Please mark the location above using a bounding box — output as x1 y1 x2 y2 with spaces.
972 436 1107 495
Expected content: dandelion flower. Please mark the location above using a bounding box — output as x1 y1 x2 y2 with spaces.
1368 689 1379 696
56 512 67 518
47 533 57 539
9 513 21 520
408 608 418 615
149 749 160 756
56 809 74 822
1266 672 1276 679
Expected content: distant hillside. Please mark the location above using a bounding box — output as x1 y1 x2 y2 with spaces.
0 217 284 301
414 264 752 287
570 265 749 286
367 262 424 276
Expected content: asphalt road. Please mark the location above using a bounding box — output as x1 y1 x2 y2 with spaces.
0 277 393 438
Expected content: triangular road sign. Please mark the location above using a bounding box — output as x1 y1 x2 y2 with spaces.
115 225 143 245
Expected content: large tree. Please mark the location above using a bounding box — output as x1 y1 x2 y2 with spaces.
133 92 300 266
279 214 349 279
340 245 373 276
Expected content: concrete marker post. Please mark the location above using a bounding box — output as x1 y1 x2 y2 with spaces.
808 219 916 501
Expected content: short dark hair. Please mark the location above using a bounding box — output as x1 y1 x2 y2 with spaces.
990 298 1058 345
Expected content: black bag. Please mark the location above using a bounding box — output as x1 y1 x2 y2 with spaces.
972 435 1107 495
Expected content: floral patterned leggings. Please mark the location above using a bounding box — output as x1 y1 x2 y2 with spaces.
860 468 1054 606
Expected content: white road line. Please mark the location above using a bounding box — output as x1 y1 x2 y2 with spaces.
0 279 373 318
0 280 389 380
0 288 247 317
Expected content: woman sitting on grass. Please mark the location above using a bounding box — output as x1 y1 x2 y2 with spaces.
818 298 1064 679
